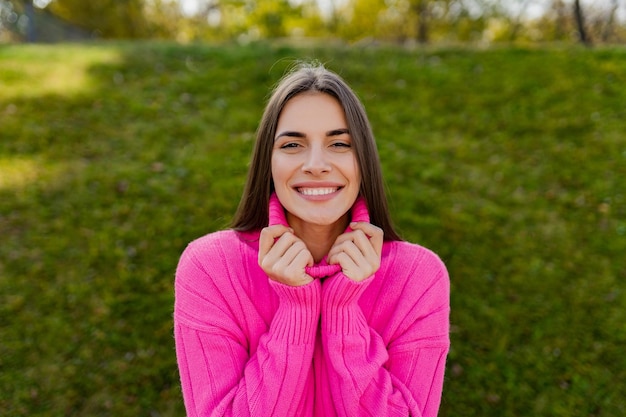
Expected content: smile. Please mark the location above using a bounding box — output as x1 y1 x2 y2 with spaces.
297 187 340 196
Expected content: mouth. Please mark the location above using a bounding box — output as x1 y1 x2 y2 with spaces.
296 187 341 196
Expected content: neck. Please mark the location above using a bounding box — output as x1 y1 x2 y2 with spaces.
288 214 349 263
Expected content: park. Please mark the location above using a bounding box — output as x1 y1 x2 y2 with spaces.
1 1 625 416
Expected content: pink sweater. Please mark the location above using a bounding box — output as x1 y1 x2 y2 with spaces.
174 196 450 416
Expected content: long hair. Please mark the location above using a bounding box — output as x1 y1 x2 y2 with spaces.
231 63 401 241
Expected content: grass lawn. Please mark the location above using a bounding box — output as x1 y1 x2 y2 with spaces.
1 41 625 416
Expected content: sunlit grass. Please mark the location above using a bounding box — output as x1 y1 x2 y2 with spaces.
0 43 121 99
0 156 72 192
0 157 41 189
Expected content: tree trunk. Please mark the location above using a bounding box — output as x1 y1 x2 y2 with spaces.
509 0 531 42
601 0 619 42
414 0 429 44
24 1 37 42
553 0 567 40
573 0 590 45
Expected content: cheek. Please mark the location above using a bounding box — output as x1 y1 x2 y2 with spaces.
270 155 280 178
271 155 289 186
348 156 361 184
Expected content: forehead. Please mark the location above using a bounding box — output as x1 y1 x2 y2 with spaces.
277 92 347 131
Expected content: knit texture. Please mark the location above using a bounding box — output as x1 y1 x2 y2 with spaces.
174 196 450 416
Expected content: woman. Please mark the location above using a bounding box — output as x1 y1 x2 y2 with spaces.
174 63 450 416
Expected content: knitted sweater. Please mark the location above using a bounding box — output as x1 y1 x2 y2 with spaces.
174 195 450 417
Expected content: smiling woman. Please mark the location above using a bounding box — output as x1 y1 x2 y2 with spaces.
173 62 450 417
271 92 361 254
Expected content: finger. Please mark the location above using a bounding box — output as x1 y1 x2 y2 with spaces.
328 250 358 273
341 238 374 266
267 240 314 285
281 240 311 266
349 222 383 240
331 230 373 259
352 229 372 251
349 222 384 256
287 248 315 280
260 232 301 272
328 233 381 281
259 225 293 261
329 248 376 282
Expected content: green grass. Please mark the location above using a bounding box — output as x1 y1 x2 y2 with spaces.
1 41 625 416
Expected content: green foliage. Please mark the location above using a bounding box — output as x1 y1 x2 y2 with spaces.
47 0 149 38
1 41 625 416
3 0 625 45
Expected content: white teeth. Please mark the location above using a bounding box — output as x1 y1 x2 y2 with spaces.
298 187 338 196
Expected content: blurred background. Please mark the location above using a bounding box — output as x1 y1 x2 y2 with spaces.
1 0 625 45
1 1 626 417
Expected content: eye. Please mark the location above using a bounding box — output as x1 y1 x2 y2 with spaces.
331 141 352 149
280 142 301 149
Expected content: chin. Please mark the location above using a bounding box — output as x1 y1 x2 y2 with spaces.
308 217 341 226
299 211 347 227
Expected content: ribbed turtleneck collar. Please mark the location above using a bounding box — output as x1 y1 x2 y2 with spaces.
268 193 370 278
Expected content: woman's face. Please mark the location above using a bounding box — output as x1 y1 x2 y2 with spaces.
271 92 361 229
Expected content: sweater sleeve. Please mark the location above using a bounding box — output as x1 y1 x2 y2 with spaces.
174 241 321 417
320 260 450 417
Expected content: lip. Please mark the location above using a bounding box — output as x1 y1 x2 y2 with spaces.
292 182 344 201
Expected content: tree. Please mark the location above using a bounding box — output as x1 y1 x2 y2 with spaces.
507 0 531 41
143 0 185 39
47 0 149 38
552 0 569 41
411 0 430 43
336 0 388 42
601 0 620 42
1 0 19 40
573 0 590 45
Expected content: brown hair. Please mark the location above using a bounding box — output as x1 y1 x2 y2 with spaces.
231 63 401 241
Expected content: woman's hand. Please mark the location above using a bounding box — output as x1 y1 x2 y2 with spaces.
259 225 315 287
327 222 384 282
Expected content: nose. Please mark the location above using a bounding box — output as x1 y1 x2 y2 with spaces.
302 145 331 175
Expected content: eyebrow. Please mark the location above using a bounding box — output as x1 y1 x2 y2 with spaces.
275 131 305 140
275 128 350 140
327 128 350 137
